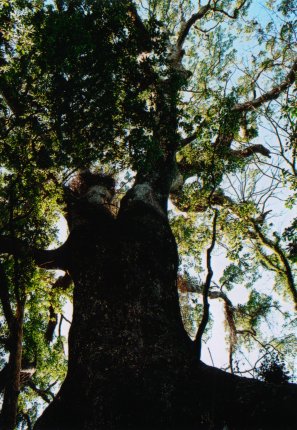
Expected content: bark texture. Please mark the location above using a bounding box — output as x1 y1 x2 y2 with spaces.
34 180 297 430
0 311 24 430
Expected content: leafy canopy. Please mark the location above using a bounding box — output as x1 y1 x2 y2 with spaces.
0 0 296 426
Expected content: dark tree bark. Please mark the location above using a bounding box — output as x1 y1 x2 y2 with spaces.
0 314 24 430
31 173 297 430
1 6 296 428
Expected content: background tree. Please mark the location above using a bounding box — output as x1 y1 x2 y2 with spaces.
0 0 296 429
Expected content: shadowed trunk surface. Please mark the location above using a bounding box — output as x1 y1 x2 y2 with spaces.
34 187 297 430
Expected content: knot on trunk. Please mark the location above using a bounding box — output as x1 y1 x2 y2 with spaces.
70 170 115 204
65 170 116 230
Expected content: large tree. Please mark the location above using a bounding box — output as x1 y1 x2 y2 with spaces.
0 0 296 429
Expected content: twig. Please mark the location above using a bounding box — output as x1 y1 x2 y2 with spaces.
208 347 215 366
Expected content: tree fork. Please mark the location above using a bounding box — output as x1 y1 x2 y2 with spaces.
32 180 297 430
34 180 192 429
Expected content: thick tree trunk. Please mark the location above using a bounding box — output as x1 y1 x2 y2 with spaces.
0 308 24 430
34 182 297 430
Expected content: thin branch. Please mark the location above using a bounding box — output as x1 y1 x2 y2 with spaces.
251 220 297 309
44 306 58 344
233 59 297 112
211 0 248 19
180 184 297 309
214 190 297 308
207 347 215 366
195 21 220 34
61 313 72 325
179 121 207 147
207 289 237 373
45 273 72 343
58 315 67 355
177 4 211 50
27 380 53 404
194 209 218 358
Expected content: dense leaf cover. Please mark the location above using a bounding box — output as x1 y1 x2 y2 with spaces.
0 0 296 428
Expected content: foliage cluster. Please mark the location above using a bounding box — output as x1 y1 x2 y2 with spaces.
0 0 296 427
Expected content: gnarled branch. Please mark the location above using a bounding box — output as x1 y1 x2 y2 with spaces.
0 237 65 270
177 4 211 51
233 59 297 112
194 209 218 358
176 0 248 54
232 144 271 158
